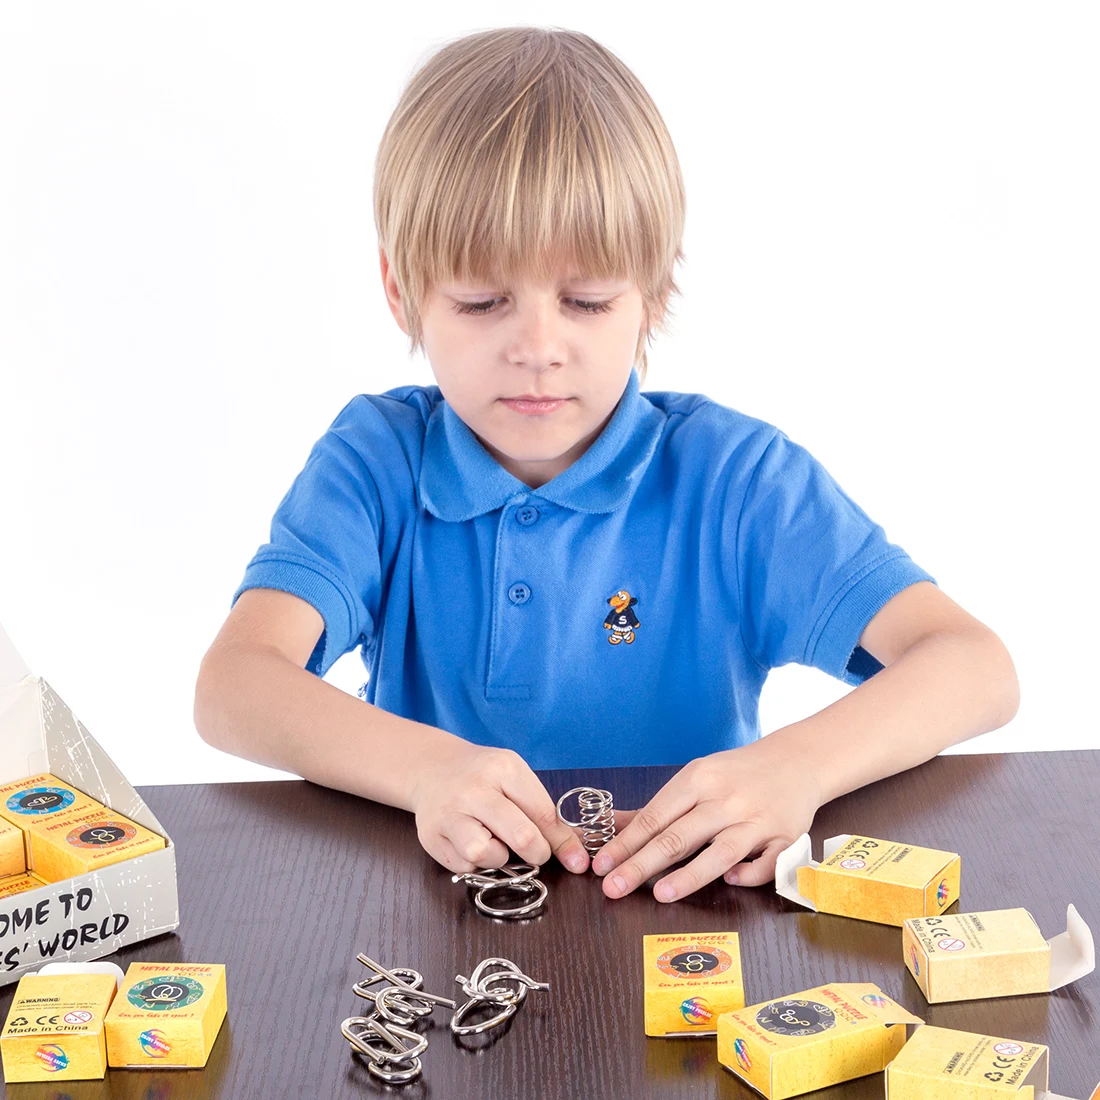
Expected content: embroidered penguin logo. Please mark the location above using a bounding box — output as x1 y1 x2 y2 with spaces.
603 589 640 644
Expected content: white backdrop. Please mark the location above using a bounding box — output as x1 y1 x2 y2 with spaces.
1 2 1097 786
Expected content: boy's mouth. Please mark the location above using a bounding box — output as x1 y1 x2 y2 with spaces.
499 396 571 415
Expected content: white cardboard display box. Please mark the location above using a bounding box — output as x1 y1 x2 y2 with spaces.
0 621 179 987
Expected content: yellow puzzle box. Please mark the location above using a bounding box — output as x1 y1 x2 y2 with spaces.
0 772 165 882
903 904 1095 1003
0 817 24 878
886 1024 1100 1099
775 833 961 926
104 962 227 1069
642 932 744 1036
716 982 923 1099
0 872 47 899
0 971 117 1082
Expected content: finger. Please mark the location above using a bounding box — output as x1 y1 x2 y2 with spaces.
499 768 591 872
601 804 722 899
591 783 700 877
426 833 476 875
723 839 790 887
439 811 510 869
564 807 640 857
473 790 557 867
651 823 760 902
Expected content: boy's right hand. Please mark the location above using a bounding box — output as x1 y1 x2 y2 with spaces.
408 740 591 875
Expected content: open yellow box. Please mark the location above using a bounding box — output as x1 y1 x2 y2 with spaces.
886 1024 1099 1099
775 832 960 926
0 971 117 1082
716 982 922 1098
903 904 1095 1002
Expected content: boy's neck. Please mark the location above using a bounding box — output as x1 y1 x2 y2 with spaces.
475 408 615 490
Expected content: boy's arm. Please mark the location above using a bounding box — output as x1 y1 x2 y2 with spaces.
592 580 1020 901
779 579 1019 805
194 587 588 873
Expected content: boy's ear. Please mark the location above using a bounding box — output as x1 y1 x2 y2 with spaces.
379 247 410 335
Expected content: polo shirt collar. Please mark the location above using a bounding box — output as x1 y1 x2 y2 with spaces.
419 368 666 521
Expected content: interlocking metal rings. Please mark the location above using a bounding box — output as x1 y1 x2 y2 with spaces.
452 862 548 918
343 953 550 1081
450 957 550 1036
556 786 616 857
343 955 457 1082
341 1014 428 1084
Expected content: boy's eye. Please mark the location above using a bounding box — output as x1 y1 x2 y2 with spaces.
454 298 614 316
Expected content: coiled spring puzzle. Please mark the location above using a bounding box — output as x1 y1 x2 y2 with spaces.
555 786 616 858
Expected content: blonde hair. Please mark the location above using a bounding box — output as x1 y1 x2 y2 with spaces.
373 26 686 385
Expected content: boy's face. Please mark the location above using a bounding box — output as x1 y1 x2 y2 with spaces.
380 248 647 489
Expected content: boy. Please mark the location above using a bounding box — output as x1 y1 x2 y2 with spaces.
194 26 1018 905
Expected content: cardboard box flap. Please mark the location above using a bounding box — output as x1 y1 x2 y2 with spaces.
0 621 32 691
37 680 169 837
0 681 43 778
774 833 853 910
1 623 169 840
1048 904 1096 991
1017 1047 1050 1095
1045 1085 1100 1100
822 835 851 860
839 983 924 1026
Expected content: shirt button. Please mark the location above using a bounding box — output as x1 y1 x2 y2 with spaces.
516 505 540 526
507 582 531 605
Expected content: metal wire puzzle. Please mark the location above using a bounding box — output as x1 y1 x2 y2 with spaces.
451 861 548 918
556 786 616 857
450 956 550 1036
341 953 550 1082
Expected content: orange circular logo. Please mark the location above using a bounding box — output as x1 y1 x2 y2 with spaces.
655 945 733 979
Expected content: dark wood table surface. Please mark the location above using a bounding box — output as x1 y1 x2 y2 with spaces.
1 750 1098 1099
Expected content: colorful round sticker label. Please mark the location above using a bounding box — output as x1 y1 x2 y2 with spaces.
733 1037 752 1070
127 977 204 1012
34 1044 68 1071
656 946 733 979
755 999 836 1037
140 1029 172 1057
66 820 136 849
936 879 950 906
679 998 714 1025
6 787 75 815
862 993 887 1009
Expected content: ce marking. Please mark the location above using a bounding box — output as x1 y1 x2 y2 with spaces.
36 1014 61 1025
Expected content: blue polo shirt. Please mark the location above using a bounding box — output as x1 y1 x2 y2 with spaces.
232 369 935 769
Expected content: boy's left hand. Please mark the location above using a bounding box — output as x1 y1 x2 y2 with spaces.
591 736 822 902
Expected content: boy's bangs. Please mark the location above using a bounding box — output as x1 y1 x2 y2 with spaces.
416 79 658 293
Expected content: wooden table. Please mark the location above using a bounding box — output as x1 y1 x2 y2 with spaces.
1 750 1098 1098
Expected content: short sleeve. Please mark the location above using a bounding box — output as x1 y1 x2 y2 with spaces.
734 430 936 685
231 413 384 678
